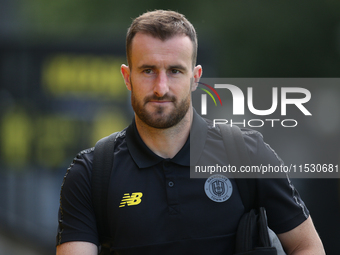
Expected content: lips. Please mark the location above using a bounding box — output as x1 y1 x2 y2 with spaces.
147 100 173 107
149 100 172 103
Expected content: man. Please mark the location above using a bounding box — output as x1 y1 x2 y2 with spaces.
56 10 325 255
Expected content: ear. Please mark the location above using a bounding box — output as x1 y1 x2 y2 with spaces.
121 64 131 91
191 65 203 91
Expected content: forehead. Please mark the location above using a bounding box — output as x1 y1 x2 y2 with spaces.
130 33 194 69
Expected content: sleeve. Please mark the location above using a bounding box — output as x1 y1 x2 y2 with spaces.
56 148 100 247
243 130 310 234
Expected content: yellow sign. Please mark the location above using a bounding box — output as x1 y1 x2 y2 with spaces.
42 54 127 99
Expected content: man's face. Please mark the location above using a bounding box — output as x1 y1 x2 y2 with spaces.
121 33 202 129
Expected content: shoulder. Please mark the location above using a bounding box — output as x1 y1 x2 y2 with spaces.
58 147 99 246
240 128 284 166
60 148 95 202
63 148 94 181
205 119 283 166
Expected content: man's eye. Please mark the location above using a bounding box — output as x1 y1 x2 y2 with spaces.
144 69 153 74
171 69 181 74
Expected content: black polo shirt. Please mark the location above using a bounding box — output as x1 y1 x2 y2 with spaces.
57 110 309 254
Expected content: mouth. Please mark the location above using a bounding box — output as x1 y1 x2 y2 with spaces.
147 100 173 106
149 100 172 103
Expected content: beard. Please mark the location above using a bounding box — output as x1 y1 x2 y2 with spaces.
130 82 191 129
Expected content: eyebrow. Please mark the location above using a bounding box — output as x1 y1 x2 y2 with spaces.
169 65 188 72
137 64 188 72
137 64 156 70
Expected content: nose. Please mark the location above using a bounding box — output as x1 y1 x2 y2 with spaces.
153 71 169 97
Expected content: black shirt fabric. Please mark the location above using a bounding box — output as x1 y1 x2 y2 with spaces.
57 110 309 254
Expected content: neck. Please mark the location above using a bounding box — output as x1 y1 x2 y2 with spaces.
135 107 193 159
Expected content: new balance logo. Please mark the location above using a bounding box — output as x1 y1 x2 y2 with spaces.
119 192 143 207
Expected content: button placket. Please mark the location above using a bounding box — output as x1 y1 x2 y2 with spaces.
163 160 179 214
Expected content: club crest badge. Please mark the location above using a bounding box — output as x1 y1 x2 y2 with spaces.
204 174 233 202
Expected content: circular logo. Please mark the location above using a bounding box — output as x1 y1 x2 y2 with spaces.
204 174 233 202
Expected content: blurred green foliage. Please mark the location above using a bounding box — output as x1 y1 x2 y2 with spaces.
18 0 340 77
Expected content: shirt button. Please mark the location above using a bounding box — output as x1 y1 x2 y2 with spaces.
168 181 174 187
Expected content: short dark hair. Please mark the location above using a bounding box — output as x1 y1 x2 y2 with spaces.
126 10 198 68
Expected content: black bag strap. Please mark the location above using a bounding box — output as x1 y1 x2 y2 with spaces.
92 132 119 252
234 207 277 254
218 124 256 212
219 125 283 254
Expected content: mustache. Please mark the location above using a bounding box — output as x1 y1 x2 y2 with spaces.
144 94 176 103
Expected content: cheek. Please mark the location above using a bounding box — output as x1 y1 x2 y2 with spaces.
174 85 192 101
131 75 152 91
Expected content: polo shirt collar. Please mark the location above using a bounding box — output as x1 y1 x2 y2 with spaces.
126 109 208 169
